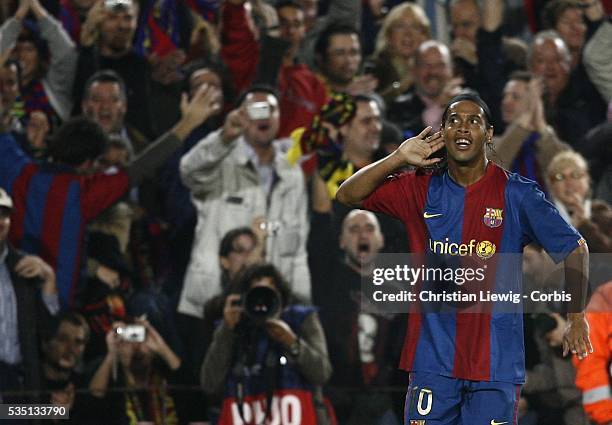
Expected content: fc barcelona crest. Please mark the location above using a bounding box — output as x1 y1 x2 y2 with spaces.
483 207 503 228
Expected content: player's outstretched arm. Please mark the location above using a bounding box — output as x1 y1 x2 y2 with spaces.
336 127 444 207
563 243 593 360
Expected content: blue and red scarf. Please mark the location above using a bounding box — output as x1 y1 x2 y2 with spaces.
21 79 57 124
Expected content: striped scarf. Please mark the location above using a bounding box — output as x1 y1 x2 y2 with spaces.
125 373 178 425
287 93 357 197
21 79 56 123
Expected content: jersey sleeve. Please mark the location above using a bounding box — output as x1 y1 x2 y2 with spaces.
362 172 418 222
519 184 584 263
80 169 130 222
0 133 31 192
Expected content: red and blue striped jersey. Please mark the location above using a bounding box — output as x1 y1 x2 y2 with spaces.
363 162 584 384
0 133 129 308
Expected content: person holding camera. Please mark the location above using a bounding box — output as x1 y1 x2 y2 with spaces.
72 0 155 138
87 318 183 424
178 85 311 320
201 263 332 424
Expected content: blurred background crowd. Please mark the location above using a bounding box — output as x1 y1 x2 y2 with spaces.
0 0 610 423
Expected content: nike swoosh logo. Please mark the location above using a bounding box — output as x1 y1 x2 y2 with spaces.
423 212 443 219
490 421 508 425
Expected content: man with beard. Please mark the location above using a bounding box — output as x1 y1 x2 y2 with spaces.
387 40 462 139
314 24 378 96
309 179 403 423
72 0 155 138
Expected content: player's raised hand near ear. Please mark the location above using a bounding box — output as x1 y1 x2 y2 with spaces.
395 127 444 167
336 126 444 207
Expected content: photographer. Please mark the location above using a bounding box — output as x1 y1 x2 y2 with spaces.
178 86 311 319
201 263 332 424
86 318 183 424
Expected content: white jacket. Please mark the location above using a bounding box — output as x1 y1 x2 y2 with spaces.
178 129 311 318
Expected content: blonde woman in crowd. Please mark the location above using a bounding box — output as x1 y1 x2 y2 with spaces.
547 150 612 253
369 3 430 103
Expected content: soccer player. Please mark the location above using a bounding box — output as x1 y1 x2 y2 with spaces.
336 93 592 424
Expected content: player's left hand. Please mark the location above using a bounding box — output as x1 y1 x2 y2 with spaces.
563 313 593 360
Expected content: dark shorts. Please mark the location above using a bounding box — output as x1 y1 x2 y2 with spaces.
404 372 521 425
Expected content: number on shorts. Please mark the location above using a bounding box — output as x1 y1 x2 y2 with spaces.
416 388 432 416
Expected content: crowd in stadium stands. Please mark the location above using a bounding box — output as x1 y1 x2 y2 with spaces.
0 0 610 423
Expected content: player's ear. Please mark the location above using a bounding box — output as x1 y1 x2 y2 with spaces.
486 125 494 144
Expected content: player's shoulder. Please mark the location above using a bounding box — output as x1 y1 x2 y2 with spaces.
494 164 542 197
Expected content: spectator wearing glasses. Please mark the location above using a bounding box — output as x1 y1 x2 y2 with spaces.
314 24 378 96
546 151 612 253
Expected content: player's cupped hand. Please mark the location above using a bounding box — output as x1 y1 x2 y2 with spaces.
395 126 445 167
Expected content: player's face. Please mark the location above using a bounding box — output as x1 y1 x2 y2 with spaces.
340 211 384 268
442 100 493 166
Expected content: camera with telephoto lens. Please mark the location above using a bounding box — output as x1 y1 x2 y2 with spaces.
240 286 281 326
116 324 146 342
104 0 133 11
